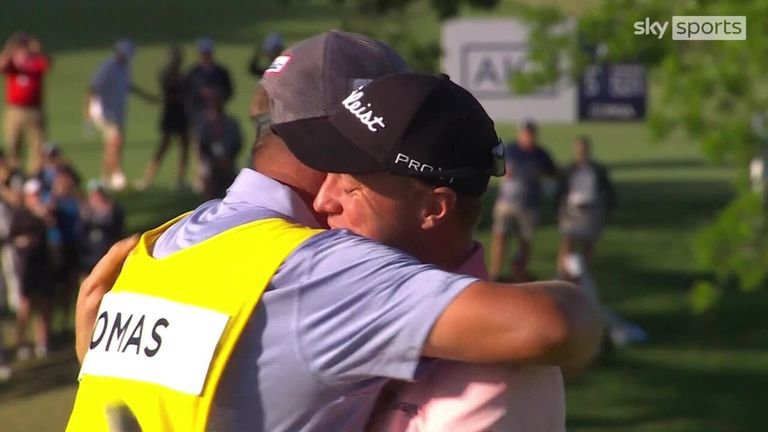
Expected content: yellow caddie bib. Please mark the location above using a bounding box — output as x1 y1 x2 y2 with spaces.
67 216 323 431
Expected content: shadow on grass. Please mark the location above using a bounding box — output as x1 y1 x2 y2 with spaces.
608 158 709 171
568 352 768 432
0 348 79 402
1 0 347 53
609 180 732 229
593 247 768 346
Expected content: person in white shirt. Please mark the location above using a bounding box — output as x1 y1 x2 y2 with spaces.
555 136 615 278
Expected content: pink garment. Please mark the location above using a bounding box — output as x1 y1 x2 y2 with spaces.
369 244 565 432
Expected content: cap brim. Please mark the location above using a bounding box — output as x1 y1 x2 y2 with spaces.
273 117 385 174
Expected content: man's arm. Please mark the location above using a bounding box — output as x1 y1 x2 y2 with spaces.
83 90 95 121
0 36 17 71
424 279 602 374
129 83 160 103
219 67 233 103
75 237 602 372
75 235 138 363
541 148 560 178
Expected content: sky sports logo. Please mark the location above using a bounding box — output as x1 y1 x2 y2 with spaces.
634 16 746 40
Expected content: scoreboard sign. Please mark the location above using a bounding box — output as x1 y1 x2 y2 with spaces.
578 64 647 121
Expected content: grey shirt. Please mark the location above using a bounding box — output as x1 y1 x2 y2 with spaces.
153 169 476 431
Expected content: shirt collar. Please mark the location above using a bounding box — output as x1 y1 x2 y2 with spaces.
453 242 488 279
225 168 322 228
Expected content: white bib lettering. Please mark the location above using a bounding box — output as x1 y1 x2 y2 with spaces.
79 292 229 395
265 55 291 74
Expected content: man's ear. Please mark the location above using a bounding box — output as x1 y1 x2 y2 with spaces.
421 187 456 230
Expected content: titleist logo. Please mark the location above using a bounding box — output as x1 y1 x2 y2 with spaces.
342 87 386 132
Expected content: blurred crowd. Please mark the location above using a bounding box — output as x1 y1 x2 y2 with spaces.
0 33 114 377
0 143 123 376
0 31 289 378
87 36 244 199
491 119 647 348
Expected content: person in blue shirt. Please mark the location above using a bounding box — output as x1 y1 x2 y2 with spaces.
489 120 559 282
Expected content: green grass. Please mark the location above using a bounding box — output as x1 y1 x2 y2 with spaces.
1 1 767 431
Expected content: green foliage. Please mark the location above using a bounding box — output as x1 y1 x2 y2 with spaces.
694 191 768 294
332 0 497 72
517 0 768 307
331 0 499 17
689 280 722 315
509 5 571 93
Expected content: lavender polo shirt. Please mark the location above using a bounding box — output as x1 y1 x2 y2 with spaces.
152 169 477 432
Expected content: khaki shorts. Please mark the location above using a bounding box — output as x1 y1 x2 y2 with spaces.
3 105 45 170
88 98 123 141
492 201 539 241
559 204 605 243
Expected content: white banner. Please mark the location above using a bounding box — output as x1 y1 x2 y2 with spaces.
442 19 576 123
80 292 230 395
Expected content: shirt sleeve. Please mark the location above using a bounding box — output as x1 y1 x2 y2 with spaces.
288 231 477 385
539 148 558 176
219 66 233 102
90 62 107 92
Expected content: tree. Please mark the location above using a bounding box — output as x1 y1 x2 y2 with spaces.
515 0 768 310
330 0 500 72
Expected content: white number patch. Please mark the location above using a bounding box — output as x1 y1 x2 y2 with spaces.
80 292 229 395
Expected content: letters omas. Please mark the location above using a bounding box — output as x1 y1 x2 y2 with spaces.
90 311 169 357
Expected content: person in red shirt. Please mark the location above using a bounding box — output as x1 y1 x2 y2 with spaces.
0 33 50 173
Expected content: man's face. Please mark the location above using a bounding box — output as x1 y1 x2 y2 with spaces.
54 172 76 196
200 51 213 65
12 45 31 63
517 128 536 150
313 173 430 251
574 139 590 164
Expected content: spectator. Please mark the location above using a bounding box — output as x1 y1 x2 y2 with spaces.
13 178 54 360
0 150 25 315
248 31 284 77
136 44 191 190
489 120 558 281
1 32 50 173
196 92 242 200
556 136 615 273
85 39 156 191
0 152 23 378
48 165 82 330
79 180 123 275
36 142 79 203
186 37 233 131
0 337 9 382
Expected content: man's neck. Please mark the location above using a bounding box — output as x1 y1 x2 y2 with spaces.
410 227 475 271
251 161 325 227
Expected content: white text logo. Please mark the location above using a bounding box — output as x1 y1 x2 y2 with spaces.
265 55 291 74
634 16 746 40
633 18 669 39
394 153 435 173
342 87 386 132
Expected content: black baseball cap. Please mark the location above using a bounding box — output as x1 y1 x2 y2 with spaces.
273 73 505 196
